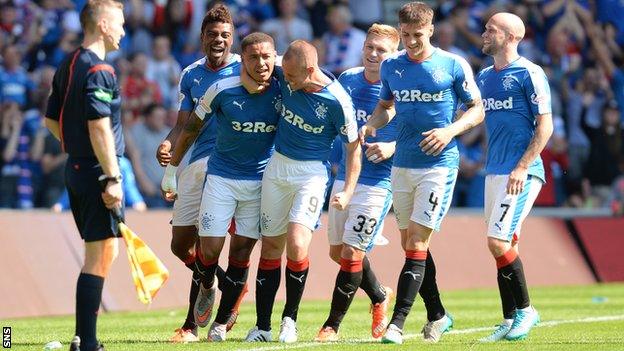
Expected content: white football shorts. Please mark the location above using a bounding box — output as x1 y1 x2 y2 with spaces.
198 174 261 239
327 180 393 252
172 156 208 226
391 166 457 231
260 152 328 236
484 174 543 242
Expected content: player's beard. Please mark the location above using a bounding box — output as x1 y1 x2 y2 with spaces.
247 67 270 86
482 41 499 56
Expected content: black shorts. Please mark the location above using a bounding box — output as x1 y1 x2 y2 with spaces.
65 157 124 242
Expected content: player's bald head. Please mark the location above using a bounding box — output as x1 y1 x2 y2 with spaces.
490 12 525 41
283 40 319 70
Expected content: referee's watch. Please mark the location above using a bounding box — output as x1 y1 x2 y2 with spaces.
98 174 123 185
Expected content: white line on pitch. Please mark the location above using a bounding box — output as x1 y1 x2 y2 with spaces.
235 314 624 351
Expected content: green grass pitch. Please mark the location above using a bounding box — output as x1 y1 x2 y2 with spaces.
5 283 624 350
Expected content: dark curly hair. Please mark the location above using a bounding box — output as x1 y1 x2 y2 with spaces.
201 4 234 35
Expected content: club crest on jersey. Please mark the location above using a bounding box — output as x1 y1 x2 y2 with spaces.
501 74 519 91
431 66 446 84
272 96 282 113
314 102 328 119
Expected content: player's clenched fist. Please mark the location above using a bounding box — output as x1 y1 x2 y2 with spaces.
330 191 352 211
364 141 396 163
358 125 377 145
157 140 172 166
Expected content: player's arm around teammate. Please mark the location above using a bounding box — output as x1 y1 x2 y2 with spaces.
162 33 280 341
156 6 247 342
239 40 360 343
255 42 361 272
258 42 362 303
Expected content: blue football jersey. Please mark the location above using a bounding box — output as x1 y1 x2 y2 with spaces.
379 48 480 169
194 73 281 180
0 67 35 108
476 57 551 181
335 67 397 189
178 55 241 164
273 67 358 162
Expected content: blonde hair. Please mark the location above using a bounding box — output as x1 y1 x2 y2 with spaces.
367 23 400 49
80 0 123 33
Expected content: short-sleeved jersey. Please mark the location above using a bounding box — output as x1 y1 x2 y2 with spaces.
476 57 551 181
379 48 480 169
273 67 358 162
178 55 241 164
336 67 398 189
46 47 124 157
194 73 281 180
611 68 624 123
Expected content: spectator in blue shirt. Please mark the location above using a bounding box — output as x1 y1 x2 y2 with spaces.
0 45 35 109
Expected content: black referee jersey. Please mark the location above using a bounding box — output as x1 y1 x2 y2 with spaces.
46 47 124 157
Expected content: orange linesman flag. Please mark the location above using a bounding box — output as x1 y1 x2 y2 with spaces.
119 221 169 304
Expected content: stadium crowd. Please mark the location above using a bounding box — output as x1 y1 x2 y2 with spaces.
0 0 623 213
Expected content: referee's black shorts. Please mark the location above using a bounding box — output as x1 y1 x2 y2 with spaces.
65 157 125 242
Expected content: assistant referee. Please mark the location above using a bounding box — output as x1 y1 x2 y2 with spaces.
44 1 126 350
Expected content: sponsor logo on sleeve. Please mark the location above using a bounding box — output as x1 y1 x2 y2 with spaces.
94 89 113 103
340 121 356 136
530 92 545 105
